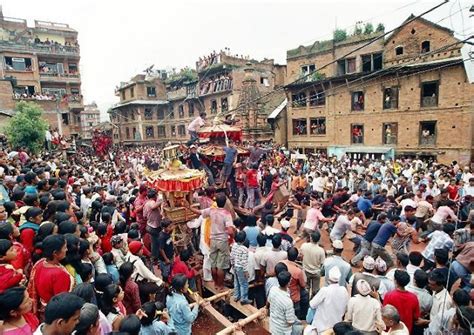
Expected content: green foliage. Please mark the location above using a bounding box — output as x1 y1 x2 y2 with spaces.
376 23 385 32
6 101 48 153
333 29 347 42
364 23 374 35
354 23 363 35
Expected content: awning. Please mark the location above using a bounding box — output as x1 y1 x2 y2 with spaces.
267 98 287 119
344 146 392 154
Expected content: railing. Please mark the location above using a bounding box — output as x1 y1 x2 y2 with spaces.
419 135 436 146
383 99 398 109
0 40 80 56
40 72 81 82
421 96 438 107
199 79 232 96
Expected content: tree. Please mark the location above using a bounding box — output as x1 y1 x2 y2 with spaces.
376 23 385 32
354 22 363 35
364 23 374 35
333 28 347 42
6 101 48 154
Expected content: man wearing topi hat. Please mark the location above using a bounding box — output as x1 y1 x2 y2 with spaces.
305 266 349 334
322 240 352 287
345 279 385 334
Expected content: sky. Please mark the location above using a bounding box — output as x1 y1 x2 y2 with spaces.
1 0 472 120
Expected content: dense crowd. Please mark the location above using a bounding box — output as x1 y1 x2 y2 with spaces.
0 132 472 335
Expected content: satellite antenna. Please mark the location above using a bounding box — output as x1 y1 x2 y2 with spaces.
143 64 155 75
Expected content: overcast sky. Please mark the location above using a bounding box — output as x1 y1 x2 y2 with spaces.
1 0 472 119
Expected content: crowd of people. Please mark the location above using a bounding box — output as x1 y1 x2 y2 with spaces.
0 130 472 335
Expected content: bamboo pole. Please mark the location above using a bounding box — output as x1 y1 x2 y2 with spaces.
216 308 266 335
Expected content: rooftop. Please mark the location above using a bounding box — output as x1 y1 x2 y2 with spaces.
287 31 384 60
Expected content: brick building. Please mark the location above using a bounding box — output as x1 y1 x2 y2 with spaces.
111 52 287 145
80 102 100 140
285 16 474 165
110 73 168 144
0 8 84 137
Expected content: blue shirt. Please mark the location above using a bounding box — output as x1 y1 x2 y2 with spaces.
357 197 372 215
24 185 37 196
223 146 237 165
140 320 175 335
243 226 260 247
364 221 382 243
372 223 397 247
106 264 120 284
166 292 199 335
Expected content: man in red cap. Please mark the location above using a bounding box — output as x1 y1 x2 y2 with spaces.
127 241 163 286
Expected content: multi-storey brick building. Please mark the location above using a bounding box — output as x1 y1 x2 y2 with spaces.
0 8 84 137
110 73 168 144
111 52 287 145
285 16 474 165
80 102 100 140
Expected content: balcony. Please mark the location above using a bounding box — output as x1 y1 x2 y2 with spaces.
68 95 83 110
39 72 81 83
0 40 80 57
167 87 187 101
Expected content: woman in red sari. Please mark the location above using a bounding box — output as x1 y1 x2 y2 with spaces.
27 234 73 320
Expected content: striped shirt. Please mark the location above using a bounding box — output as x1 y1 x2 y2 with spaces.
230 243 248 269
268 286 297 335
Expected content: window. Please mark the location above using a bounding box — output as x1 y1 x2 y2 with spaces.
42 88 66 98
346 58 356 73
292 119 307 135
383 87 399 109
126 127 130 139
421 41 430 53
421 81 438 107
260 77 269 86
144 108 153 120
188 102 195 117
351 91 364 111
221 98 228 112
4 57 32 71
419 121 436 146
131 109 136 120
147 86 156 97
62 114 69 125
211 100 218 114
337 58 356 75
145 126 154 138
351 124 364 144
169 106 175 119
130 87 134 98
395 46 404 56
310 118 326 135
68 63 78 73
383 123 398 144
309 90 325 107
170 125 176 137
178 105 184 118
178 125 186 136
157 126 166 137
121 91 125 100
157 108 165 120
291 92 307 108
362 53 383 72
301 64 315 76
132 127 137 139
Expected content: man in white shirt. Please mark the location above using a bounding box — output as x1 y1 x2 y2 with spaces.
463 177 474 197
187 112 206 142
305 267 349 334
428 268 454 321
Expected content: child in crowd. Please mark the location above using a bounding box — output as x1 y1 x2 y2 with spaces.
230 231 251 304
